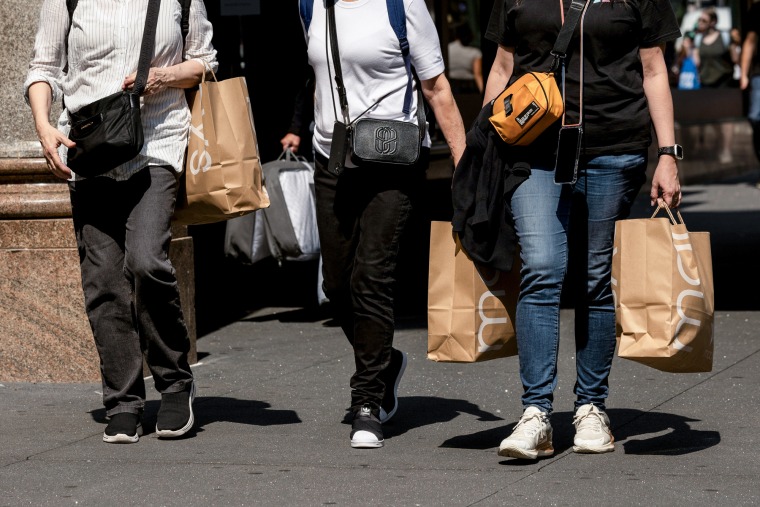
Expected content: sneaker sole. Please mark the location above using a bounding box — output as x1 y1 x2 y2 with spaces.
103 423 142 444
350 439 384 449
497 443 554 460
156 382 196 439
573 442 615 454
380 350 408 424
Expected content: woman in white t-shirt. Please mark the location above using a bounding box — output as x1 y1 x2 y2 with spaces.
300 0 466 449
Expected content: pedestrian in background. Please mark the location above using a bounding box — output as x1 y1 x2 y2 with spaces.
740 1 760 188
693 7 739 164
448 22 484 95
24 0 217 443
482 0 682 460
300 0 466 449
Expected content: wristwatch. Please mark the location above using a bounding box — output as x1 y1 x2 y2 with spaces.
657 144 683 160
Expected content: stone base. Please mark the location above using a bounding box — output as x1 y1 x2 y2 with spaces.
0 218 196 382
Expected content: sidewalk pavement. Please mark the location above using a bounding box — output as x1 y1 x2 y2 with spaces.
1 174 759 506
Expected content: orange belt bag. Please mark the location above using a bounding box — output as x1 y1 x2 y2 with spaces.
488 0 590 147
489 72 563 146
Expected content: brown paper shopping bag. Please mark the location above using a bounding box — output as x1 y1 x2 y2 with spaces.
173 71 270 226
427 221 519 362
612 204 714 373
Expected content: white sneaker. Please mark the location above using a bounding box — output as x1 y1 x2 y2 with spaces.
497 406 554 460
573 404 615 453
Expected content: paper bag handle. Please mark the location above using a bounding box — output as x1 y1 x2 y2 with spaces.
651 202 685 226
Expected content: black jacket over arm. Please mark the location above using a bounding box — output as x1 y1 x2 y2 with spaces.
451 103 530 272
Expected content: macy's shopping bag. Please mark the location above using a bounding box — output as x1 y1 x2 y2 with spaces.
612 204 714 373
427 221 519 362
173 71 269 225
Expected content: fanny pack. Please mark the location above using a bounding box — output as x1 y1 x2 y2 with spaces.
489 71 563 146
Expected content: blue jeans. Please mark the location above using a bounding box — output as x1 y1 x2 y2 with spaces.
510 152 646 414
747 75 760 160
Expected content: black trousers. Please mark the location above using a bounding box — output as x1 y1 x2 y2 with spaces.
314 150 428 412
69 166 193 417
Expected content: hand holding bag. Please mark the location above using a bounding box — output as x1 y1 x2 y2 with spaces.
427 221 520 363
66 0 160 177
612 204 714 373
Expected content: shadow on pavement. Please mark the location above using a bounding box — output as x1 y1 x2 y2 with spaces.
437 408 720 459
90 397 302 438
383 395 504 442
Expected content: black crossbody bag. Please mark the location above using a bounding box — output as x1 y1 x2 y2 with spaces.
66 0 160 178
325 0 425 176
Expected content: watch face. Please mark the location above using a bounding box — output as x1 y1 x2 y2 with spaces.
674 144 683 159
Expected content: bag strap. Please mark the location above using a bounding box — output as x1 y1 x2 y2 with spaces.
554 0 591 127
131 0 162 96
325 0 425 135
179 0 192 43
300 0 314 32
550 0 590 72
385 0 414 115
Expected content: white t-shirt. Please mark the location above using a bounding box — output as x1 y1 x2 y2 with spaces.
303 0 445 161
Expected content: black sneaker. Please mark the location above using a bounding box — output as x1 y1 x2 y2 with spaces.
350 404 384 448
379 348 407 423
156 382 196 438
103 413 142 444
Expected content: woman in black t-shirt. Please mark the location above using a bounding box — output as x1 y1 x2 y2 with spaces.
481 0 682 460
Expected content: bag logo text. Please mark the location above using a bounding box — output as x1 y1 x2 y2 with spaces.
515 101 540 127
672 231 706 352
188 111 211 175
477 270 507 352
374 126 398 155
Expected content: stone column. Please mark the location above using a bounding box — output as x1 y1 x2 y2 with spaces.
0 1 196 382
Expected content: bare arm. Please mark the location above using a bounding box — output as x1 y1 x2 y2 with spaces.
122 60 207 96
472 56 484 94
641 44 681 208
420 73 467 166
482 45 514 106
741 31 757 90
28 81 74 180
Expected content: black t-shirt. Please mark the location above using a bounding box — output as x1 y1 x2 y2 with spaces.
485 0 681 156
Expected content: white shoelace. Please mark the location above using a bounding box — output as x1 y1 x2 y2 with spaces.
574 408 604 432
514 412 544 437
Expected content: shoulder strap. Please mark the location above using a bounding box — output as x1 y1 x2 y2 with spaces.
550 0 590 71
386 0 414 115
180 0 191 43
67 0 78 18
300 0 314 32
131 0 162 96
